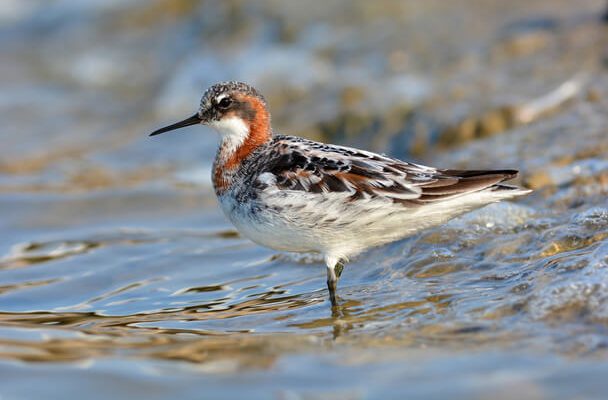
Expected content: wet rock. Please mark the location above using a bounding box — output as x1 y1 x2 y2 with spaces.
524 170 555 190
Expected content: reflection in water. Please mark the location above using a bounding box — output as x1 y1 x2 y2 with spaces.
1 241 99 269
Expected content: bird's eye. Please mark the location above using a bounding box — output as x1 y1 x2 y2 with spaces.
218 97 232 109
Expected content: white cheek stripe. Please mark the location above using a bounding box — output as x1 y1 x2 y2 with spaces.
208 116 250 157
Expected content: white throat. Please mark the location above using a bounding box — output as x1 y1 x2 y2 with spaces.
208 116 250 156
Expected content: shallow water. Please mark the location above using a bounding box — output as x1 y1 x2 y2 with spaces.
1 1 608 399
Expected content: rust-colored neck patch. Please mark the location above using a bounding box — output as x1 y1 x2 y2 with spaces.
213 95 272 193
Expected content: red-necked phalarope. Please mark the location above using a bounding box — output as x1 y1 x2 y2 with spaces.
149 81 531 306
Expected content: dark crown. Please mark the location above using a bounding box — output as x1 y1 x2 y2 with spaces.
201 81 266 108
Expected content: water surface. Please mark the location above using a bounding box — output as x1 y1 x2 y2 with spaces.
1 1 608 399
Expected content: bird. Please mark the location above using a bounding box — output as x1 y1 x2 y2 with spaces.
149 81 531 306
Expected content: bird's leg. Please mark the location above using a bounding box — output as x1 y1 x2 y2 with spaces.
325 256 344 307
326 266 338 307
334 260 344 279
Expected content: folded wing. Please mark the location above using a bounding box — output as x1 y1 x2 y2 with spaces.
256 136 519 206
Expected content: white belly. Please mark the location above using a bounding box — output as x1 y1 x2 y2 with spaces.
217 185 526 260
217 194 322 253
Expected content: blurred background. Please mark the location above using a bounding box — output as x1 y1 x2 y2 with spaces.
1 1 608 399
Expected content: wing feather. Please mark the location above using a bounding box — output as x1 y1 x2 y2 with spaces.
255 136 519 205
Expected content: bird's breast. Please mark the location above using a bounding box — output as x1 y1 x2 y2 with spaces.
215 189 323 253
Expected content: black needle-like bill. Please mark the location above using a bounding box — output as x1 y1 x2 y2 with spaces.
148 114 201 137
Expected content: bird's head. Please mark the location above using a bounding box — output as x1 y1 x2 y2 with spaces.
149 81 271 150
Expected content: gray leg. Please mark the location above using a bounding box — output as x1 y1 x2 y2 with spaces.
325 255 344 307
326 266 338 306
